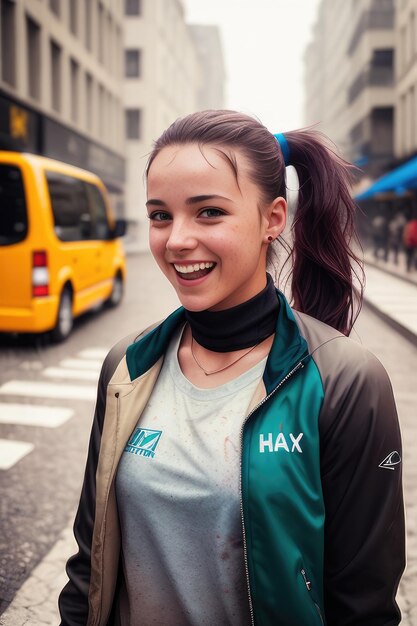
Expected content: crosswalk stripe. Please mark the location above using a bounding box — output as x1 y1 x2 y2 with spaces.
43 367 99 382
0 404 73 427
59 358 102 371
77 349 108 360
0 439 34 470
0 381 97 401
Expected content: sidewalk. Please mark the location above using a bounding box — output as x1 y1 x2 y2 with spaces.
363 254 417 345
0 522 75 626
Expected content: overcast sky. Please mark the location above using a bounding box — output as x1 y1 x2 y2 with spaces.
184 0 321 133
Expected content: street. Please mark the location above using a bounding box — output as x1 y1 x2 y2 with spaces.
0 253 416 625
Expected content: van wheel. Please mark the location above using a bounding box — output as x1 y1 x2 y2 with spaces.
51 288 73 342
106 273 124 308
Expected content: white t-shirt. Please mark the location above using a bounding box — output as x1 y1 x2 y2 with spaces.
116 326 266 625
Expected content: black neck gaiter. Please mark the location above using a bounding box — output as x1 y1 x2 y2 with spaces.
184 273 279 353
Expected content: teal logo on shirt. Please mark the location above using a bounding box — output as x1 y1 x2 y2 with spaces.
125 428 162 458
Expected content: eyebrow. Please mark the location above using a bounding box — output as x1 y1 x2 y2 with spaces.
146 194 232 207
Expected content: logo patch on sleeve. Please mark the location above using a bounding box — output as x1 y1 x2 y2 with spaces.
378 450 401 470
124 428 162 458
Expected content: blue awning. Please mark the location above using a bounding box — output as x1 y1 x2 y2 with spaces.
355 155 417 200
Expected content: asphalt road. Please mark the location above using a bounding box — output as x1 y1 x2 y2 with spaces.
0 253 416 623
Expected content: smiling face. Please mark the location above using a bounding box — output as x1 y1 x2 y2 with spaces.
146 143 286 312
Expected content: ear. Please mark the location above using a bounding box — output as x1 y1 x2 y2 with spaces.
264 196 287 242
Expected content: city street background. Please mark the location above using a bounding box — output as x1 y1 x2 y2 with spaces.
0 252 416 625
1 0 417 623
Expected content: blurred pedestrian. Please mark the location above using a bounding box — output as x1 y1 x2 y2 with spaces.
387 211 407 265
403 217 417 272
371 212 388 261
59 110 405 625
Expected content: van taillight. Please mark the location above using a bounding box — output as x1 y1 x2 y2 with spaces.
32 250 49 297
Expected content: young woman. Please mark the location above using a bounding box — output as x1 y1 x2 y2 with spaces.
59 110 405 625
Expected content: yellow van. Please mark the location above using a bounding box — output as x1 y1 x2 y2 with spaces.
0 151 127 341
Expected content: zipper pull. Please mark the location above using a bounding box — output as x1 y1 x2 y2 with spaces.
301 568 312 591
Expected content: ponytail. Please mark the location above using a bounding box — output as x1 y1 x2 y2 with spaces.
284 129 364 336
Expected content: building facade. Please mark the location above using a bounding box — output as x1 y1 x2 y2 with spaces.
0 0 126 210
189 24 226 111
395 0 417 160
124 0 225 250
304 0 395 181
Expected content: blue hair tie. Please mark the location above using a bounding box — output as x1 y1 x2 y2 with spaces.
273 133 290 166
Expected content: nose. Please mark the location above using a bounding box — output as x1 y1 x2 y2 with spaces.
166 218 198 252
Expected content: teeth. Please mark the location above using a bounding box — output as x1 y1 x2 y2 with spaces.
174 262 215 274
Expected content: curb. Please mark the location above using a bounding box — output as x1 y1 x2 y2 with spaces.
362 297 417 348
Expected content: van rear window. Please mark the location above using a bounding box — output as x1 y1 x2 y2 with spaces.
0 164 28 246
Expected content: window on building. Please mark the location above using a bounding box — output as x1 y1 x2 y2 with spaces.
98 2 104 64
70 58 79 122
50 40 62 112
49 0 60 17
26 15 41 100
69 0 77 35
125 0 141 15
85 73 93 131
125 109 141 139
1 0 16 87
368 49 394 87
85 0 92 51
125 49 141 77
371 49 393 68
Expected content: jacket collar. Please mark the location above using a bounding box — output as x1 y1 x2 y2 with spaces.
263 290 309 393
126 290 309 390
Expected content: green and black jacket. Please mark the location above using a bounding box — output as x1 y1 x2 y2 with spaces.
59 291 405 625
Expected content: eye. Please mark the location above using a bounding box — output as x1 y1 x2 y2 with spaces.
148 211 172 222
198 207 225 218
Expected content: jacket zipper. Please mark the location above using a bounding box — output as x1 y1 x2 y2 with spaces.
301 568 324 625
239 360 305 626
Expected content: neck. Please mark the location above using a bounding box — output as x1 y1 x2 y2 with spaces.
184 273 279 353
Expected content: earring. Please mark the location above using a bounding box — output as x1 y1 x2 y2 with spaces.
267 236 274 242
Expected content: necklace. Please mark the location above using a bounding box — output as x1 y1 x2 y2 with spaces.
190 335 261 376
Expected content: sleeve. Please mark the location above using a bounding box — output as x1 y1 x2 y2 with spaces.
319 349 405 625
58 332 140 625
58 358 108 625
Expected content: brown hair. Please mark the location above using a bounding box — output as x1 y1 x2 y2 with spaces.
146 110 363 335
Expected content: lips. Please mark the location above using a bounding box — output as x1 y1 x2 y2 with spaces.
173 261 216 281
